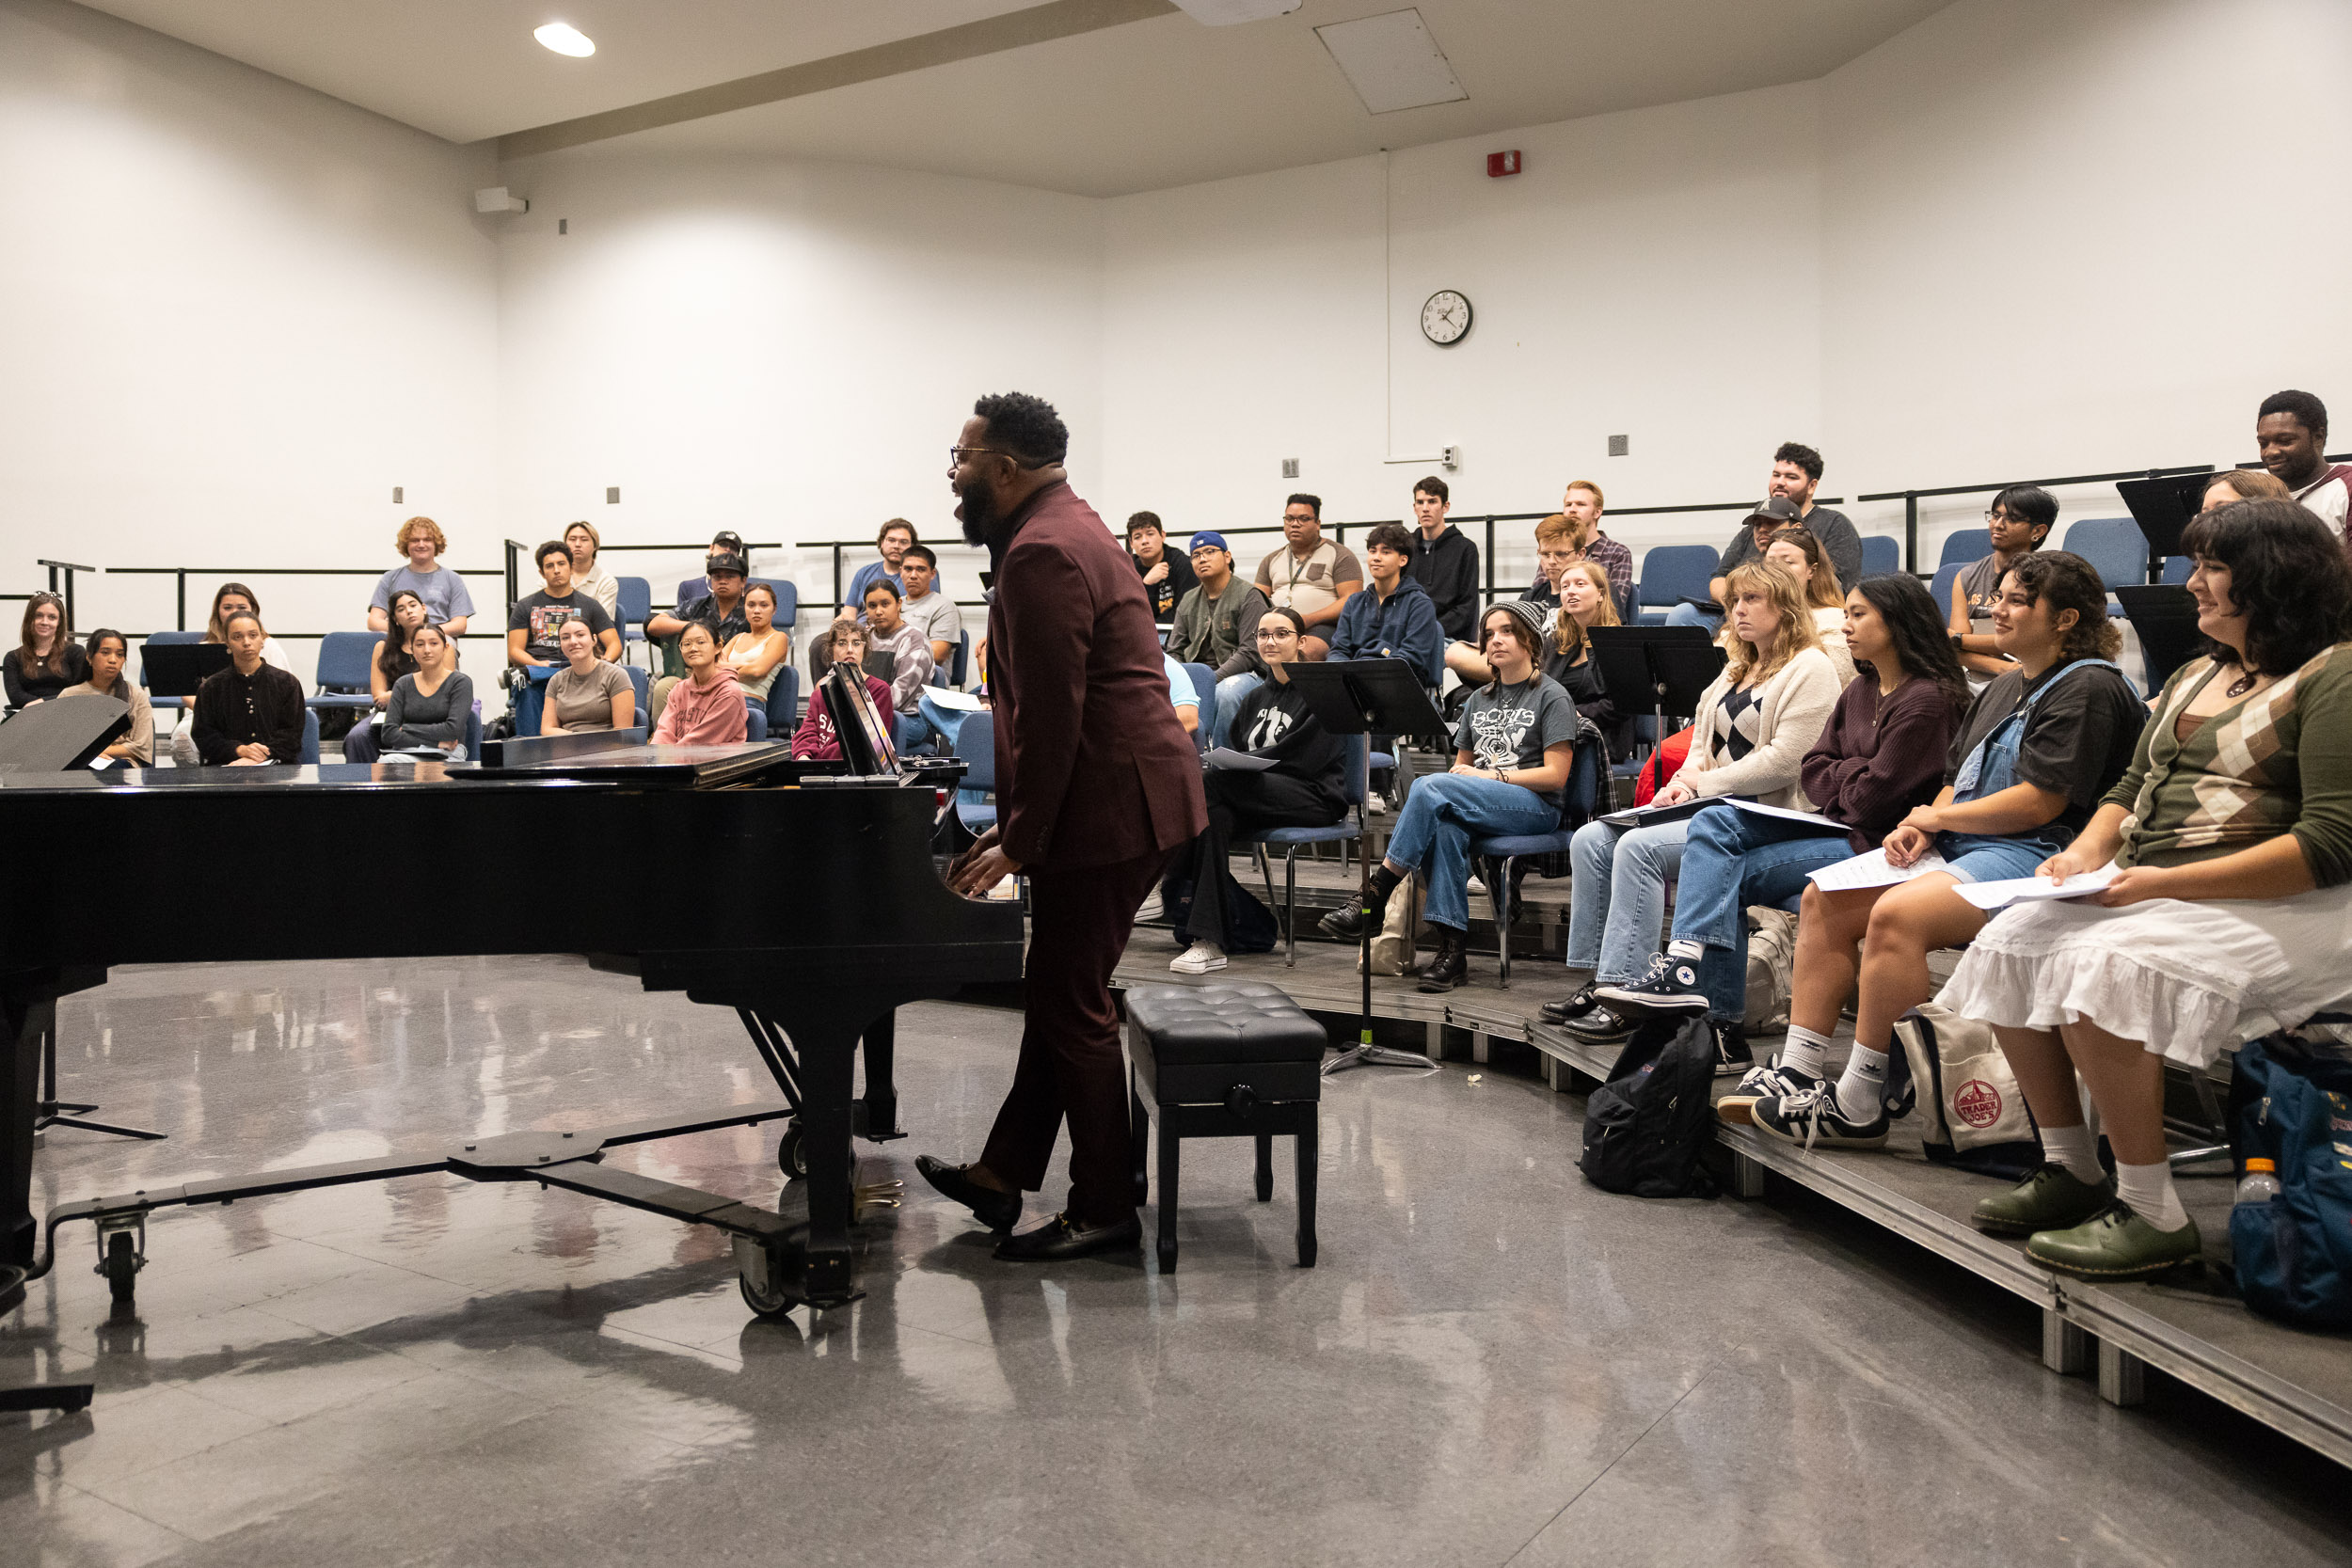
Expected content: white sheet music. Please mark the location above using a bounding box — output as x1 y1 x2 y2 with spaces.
1807 847 1947 891
1952 869 2120 912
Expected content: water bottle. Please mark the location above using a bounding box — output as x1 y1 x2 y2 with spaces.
2235 1157 2282 1205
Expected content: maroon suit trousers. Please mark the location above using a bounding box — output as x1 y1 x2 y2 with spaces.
979 847 1164 1225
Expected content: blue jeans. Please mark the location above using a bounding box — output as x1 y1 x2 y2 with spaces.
1214 672 1262 747
1664 602 1722 633
1566 817 1690 981
898 707 937 754
1385 774 1560 933
916 690 968 754
1670 803 1856 1020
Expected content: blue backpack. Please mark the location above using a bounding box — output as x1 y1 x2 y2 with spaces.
2227 1030 2352 1329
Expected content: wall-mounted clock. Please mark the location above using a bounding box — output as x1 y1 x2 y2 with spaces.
1421 289 1472 345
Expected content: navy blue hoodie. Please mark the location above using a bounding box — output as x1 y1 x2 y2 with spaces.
1330 575 1444 687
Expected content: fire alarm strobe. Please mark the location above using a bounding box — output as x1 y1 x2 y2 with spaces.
1486 150 1521 177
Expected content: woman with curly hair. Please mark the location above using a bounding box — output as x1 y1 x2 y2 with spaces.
1943 501 2352 1279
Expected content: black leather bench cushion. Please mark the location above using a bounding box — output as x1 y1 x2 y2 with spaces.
1125 982 1327 1065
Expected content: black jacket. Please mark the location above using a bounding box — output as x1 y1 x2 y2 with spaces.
1406 525 1481 642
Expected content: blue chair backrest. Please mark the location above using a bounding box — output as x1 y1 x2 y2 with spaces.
766 666 799 732
959 709 996 791
1564 736 1603 829
756 579 796 625
1858 535 1901 578
298 708 321 765
1339 732 1367 809
1929 561 1964 613
1182 662 1217 749
675 576 707 608
1637 545 1717 609
464 705 484 760
2161 554 2193 585
2062 515 2148 594
950 630 970 687
625 664 650 721
315 630 378 693
616 576 651 631
745 706 768 743
1938 528 1992 568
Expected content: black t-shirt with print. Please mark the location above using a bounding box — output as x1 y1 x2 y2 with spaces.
1452 674 1580 810
508 591 615 663
1133 548 1198 621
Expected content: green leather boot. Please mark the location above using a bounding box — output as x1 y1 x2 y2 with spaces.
2026 1203 2202 1280
1971 1164 2114 1237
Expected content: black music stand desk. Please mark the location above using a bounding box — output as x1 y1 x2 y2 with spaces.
1588 625 1725 741
1283 659 1449 1076
2116 585 2206 689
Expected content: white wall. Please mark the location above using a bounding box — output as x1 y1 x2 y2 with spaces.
491 150 1103 626
1100 85 1825 590
0 0 501 652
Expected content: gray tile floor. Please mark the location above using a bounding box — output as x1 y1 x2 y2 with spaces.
6 954 2348 1567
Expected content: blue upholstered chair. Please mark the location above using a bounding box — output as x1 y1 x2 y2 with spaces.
2061 515 2151 595
297 708 321 766
616 578 651 657
1858 534 1901 578
1633 546 1718 626
140 628 204 716
955 709 997 832
306 632 380 718
1241 734 1368 968
1469 736 1603 987
1182 662 1217 754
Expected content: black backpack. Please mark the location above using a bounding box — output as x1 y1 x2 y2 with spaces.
1579 1016 1720 1198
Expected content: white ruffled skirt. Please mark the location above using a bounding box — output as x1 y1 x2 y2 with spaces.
1935 884 2352 1068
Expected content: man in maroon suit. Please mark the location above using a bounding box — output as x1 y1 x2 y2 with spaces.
922 392 1208 1261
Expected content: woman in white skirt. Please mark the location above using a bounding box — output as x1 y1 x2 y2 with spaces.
1940 499 2352 1280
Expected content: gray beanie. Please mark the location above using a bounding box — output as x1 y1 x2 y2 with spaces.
1487 598 1551 645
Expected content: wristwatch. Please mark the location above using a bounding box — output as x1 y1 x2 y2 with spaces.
1950 633 1965 651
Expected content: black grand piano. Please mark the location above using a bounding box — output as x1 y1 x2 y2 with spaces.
0 712 1024 1321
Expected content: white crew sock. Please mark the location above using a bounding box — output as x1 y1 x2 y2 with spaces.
2039 1122 2104 1185
2114 1159 2190 1232
1780 1025 1834 1079
1665 938 1704 963
1833 1044 1887 1122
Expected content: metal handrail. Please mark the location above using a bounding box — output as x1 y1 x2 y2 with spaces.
103 564 501 632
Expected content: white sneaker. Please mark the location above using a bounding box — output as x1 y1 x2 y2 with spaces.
1465 875 1486 895
1170 942 1228 974
1136 890 1164 922
1366 795 1388 815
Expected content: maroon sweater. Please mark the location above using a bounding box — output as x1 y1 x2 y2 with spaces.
1798 675 1963 851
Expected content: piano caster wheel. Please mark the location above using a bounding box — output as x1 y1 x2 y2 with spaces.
777 1123 808 1180
100 1229 141 1308
733 1236 802 1320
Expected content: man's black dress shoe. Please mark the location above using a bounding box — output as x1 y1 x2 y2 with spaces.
915 1154 1022 1233
993 1212 1142 1261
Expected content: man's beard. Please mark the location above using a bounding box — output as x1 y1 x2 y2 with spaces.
957 477 1001 546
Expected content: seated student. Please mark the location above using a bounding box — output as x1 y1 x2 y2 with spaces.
6 592 87 709
510 540 621 669
790 623 896 759
168 582 298 765
898 546 961 672
1552 562 1842 1040
1555 480 1635 622
1447 512 1582 685
1162 653 1200 736
842 519 914 611
1329 522 1444 687
720 582 793 705
671 531 751 608
1947 483 2056 680
191 610 305 766
1169 531 1269 673
2256 388 2351 540
540 618 634 735
367 516 474 637
1405 475 1480 644
1168 609 1348 974
1669 443 1861 629
564 520 620 621
1938 500 2352 1280
374 622 473 759
1129 512 1197 623
346 602 457 762
1590 573 1969 1045
59 629 153 765
1763 525 1857 683
1319 600 1579 994
1253 494 1364 662
2200 467 2290 508
1714 553 2146 1144
856 579 937 722
647 548 749 687
1542 562 1630 759
652 622 748 745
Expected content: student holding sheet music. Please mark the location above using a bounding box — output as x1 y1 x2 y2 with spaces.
1596 574 1966 1047
1941 501 2352 1281
1319 600 1578 993
1164 610 1346 974
1549 562 1841 1046
1719 553 2144 1143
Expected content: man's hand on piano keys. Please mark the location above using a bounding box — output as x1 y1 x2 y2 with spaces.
949 827 1022 897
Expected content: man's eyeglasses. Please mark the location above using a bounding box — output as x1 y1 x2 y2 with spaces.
949 446 1054 469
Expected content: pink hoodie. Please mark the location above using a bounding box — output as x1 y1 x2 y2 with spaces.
653 665 748 745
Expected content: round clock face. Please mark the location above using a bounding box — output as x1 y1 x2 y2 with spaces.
1421 290 1471 345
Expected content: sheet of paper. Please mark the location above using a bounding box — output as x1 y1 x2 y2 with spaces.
1598 799 1704 828
1952 868 2120 912
1807 847 1948 892
923 689 987 712
1205 747 1278 772
1726 799 1851 832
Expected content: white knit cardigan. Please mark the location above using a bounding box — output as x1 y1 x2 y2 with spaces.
1668 645 1843 811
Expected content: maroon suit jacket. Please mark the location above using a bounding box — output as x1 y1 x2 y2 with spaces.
989 481 1207 870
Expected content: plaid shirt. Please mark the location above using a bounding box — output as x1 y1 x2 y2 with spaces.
1528 531 1636 621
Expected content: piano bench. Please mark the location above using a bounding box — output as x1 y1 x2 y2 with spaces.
1123 981 1326 1275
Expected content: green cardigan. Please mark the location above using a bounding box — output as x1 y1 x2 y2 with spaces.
2109 644 2352 885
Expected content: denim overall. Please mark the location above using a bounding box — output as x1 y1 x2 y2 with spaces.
1940 658 2129 864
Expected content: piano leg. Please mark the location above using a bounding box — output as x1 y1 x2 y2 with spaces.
792 1008 865 1307
859 1011 901 1141
1 982 49 1269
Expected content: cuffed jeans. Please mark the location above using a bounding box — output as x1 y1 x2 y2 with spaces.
1669 803 1855 1021
1566 816 1691 982
1385 774 1559 933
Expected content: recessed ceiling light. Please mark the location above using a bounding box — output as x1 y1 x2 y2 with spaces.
534 22 596 57
1315 8 1466 116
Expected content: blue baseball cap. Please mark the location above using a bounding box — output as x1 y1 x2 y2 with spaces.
1188 531 1230 554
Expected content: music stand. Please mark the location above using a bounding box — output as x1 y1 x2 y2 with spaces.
2118 472 2216 580
137 642 231 700
1587 626 1725 749
1283 659 1448 1075
2116 585 2207 689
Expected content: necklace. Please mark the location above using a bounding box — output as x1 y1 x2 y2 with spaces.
2226 670 2264 699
